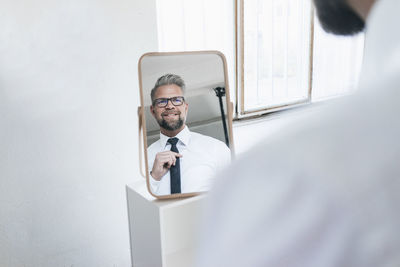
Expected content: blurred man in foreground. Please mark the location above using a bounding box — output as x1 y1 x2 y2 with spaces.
198 0 400 266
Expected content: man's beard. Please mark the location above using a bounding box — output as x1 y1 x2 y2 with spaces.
157 113 185 131
313 0 365 36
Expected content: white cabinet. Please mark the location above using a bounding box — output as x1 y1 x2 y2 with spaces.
126 180 206 267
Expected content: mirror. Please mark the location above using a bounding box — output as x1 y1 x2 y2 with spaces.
138 51 234 199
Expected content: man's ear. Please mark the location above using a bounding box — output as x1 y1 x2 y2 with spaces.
150 105 155 117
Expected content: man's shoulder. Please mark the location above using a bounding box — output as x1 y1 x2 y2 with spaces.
190 131 228 147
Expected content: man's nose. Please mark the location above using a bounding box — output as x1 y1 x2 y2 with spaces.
165 99 175 109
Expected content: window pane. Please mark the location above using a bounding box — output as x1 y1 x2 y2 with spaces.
242 0 312 112
312 14 364 100
156 0 235 104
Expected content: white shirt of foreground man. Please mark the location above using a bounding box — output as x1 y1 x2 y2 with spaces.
197 0 400 266
148 126 230 195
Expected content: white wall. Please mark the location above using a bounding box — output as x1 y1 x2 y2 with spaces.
0 0 158 266
233 104 326 155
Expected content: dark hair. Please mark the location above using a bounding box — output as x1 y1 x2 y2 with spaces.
313 0 365 36
150 74 186 104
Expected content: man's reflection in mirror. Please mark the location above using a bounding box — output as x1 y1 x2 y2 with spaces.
148 74 231 195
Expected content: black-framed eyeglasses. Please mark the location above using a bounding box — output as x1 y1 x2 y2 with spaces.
153 96 185 108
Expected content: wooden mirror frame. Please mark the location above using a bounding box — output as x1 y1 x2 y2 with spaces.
138 50 235 199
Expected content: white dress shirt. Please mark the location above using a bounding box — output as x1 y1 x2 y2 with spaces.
147 126 231 196
197 0 400 266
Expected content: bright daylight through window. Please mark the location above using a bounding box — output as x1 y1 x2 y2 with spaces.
156 0 365 117
241 0 313 114
156 0 235 103
240 0 365 116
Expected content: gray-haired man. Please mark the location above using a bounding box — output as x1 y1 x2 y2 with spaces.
148 74 231 196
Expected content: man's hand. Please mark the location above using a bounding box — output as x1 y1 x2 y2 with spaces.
151 151 182 181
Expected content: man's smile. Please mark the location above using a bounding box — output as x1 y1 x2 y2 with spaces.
162 111 180 119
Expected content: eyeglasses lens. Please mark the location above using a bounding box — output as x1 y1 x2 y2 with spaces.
171 97 183 105
155 97 184 107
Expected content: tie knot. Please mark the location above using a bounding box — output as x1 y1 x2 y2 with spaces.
167 137 179 146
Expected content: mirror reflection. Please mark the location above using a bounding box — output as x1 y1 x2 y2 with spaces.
140 52 233 197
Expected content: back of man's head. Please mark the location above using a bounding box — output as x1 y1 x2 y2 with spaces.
313 0 366 35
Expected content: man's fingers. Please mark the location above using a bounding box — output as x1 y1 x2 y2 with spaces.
168 156 175 168
164 154 177 167
171 154 177 166
158 151 182 157
155 151 182 168
152 151 182 179
163 160 172 169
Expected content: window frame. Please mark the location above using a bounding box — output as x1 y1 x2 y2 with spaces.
236 0 315 118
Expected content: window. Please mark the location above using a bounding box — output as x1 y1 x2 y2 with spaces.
239 0 364 117
312 14 364 101
155 1 365 118
156 0 235 103
239 0 313 115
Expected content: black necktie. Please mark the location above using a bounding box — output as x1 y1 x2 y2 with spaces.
168 137 181 194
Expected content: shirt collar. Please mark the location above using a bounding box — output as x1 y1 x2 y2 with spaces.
159 125 190 149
